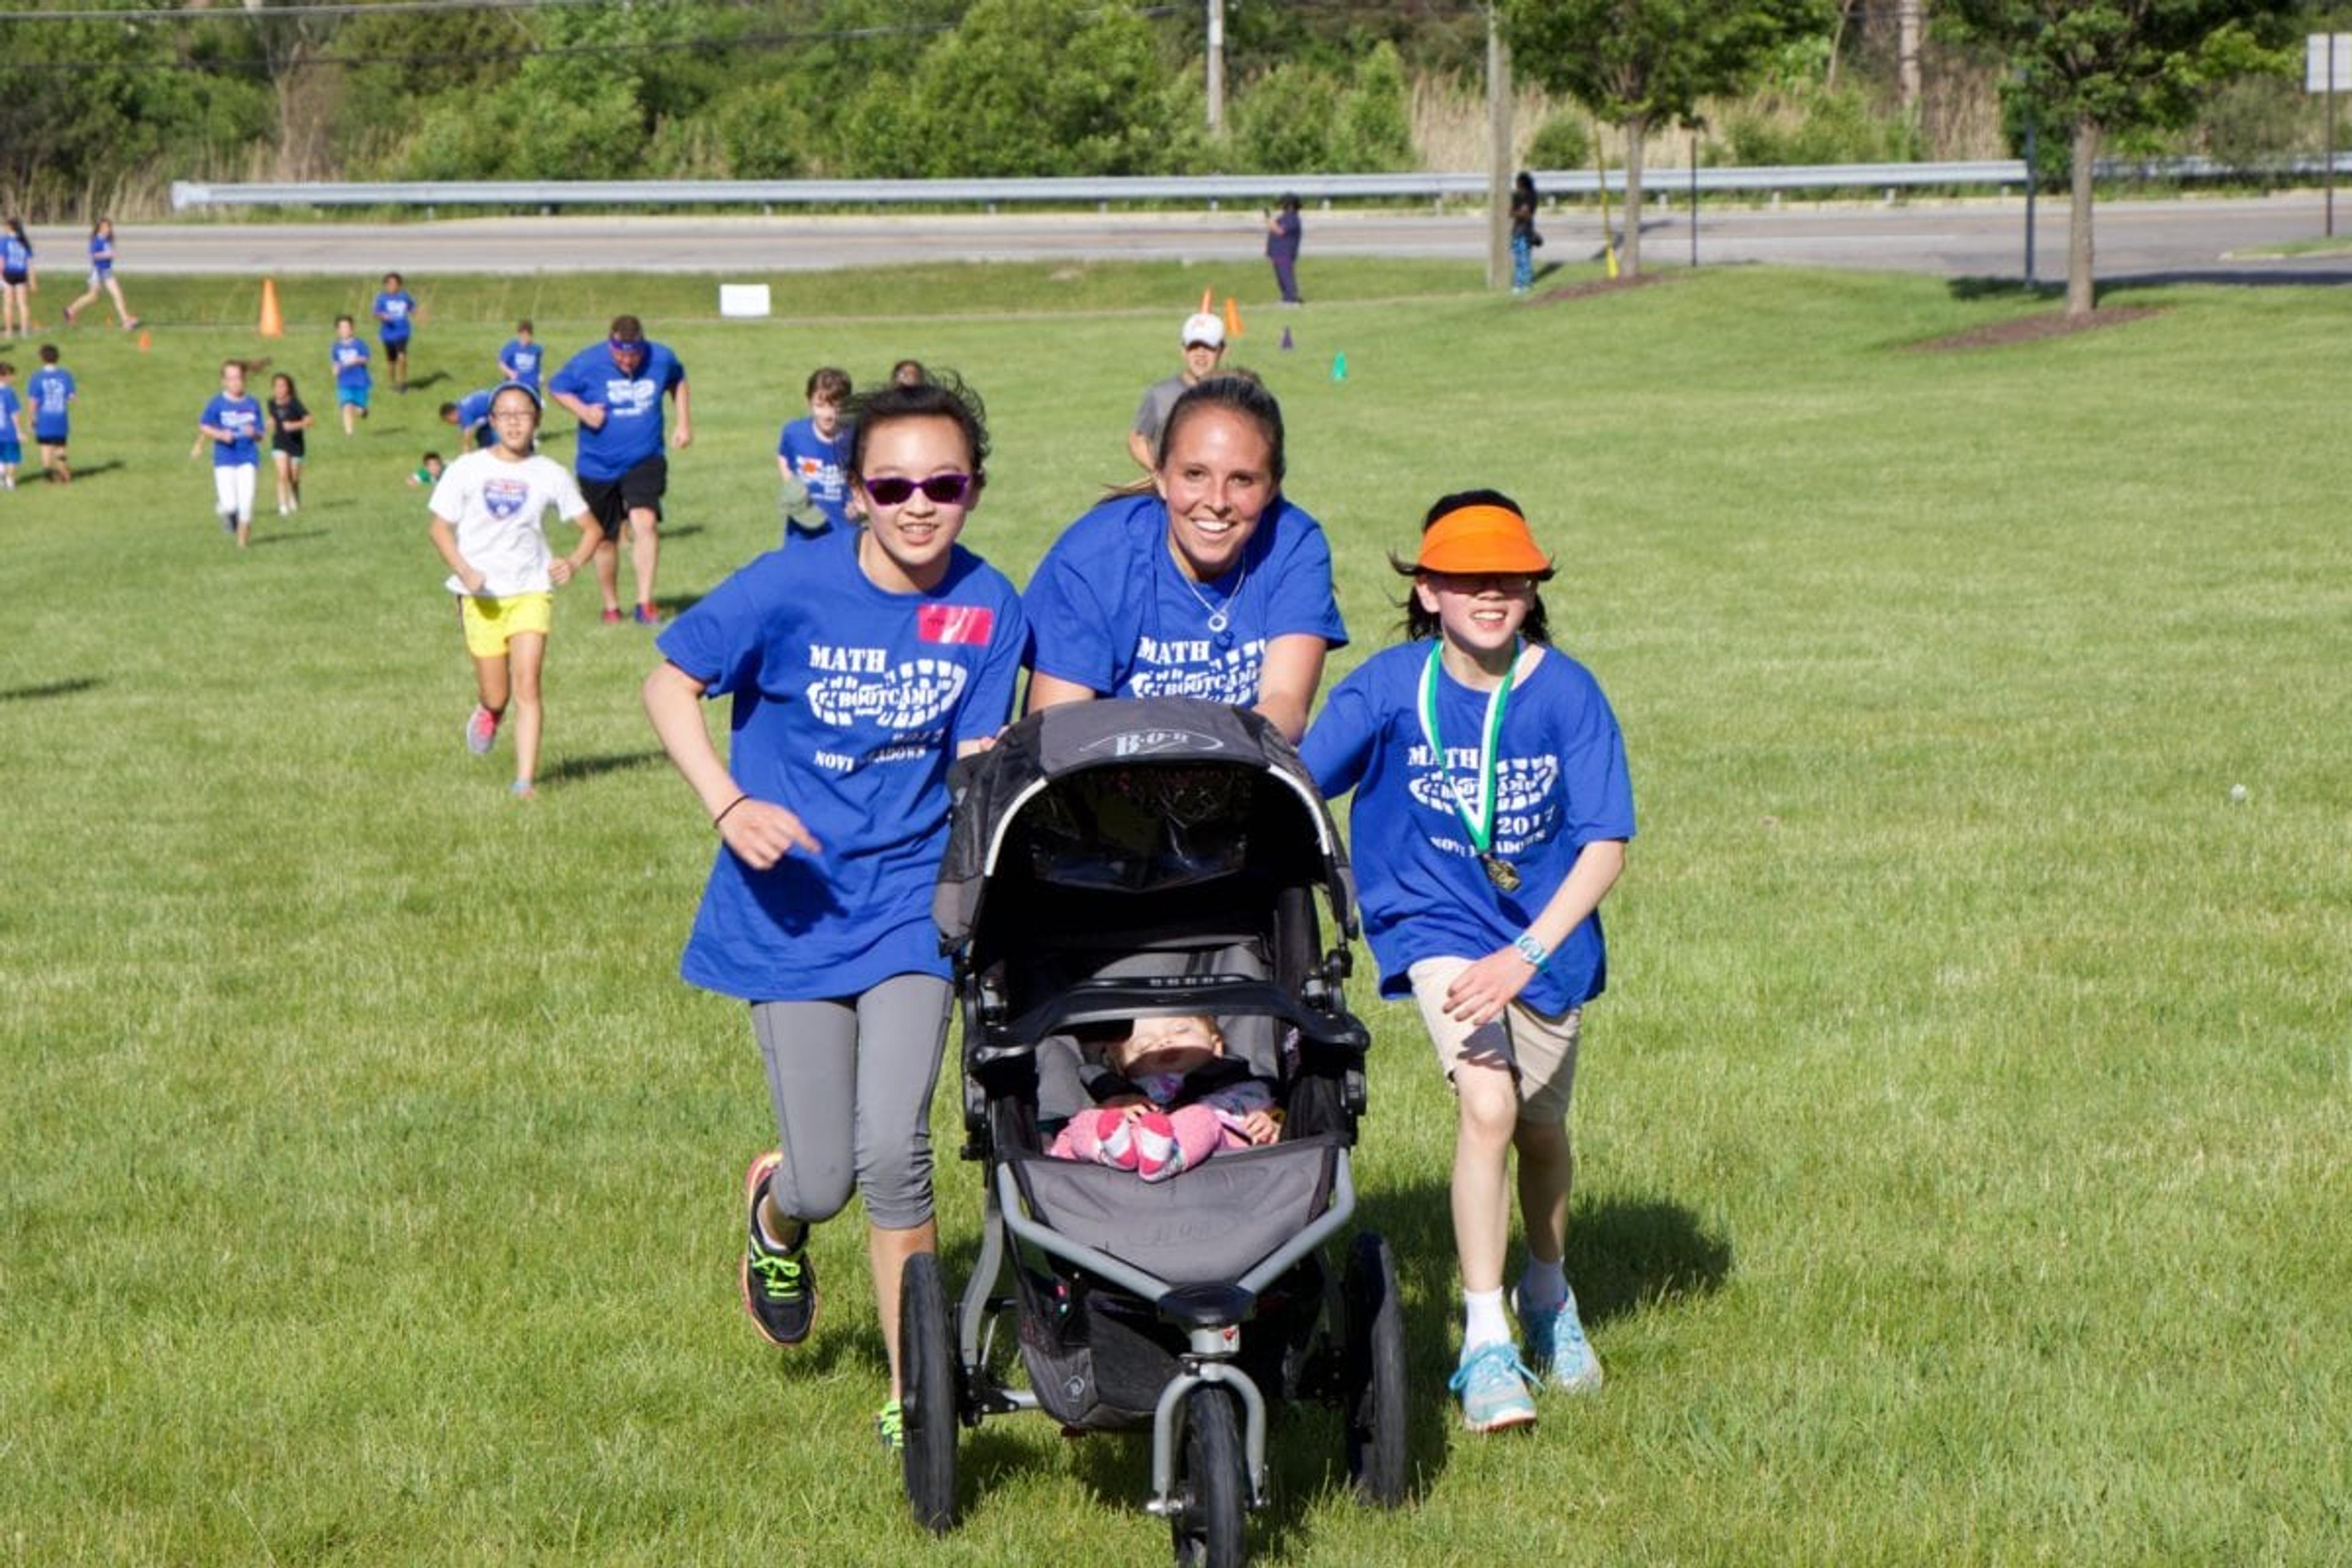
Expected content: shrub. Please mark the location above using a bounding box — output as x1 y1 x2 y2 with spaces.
1527 114 1592 173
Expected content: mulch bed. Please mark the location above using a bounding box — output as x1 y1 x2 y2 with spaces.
1911 305 2164 351
1529 271 1678 304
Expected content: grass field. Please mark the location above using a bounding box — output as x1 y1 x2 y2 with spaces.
4 254 2348 1566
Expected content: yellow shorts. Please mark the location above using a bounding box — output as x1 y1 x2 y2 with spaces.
459 591 552 658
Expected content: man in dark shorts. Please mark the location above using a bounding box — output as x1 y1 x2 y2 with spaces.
547 315 692 625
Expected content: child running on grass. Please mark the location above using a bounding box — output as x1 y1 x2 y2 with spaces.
268 373 311 515
1300 489 1634 1435
62 217 138 332
426 383 601 801
1047 1014 1280 1180
641 373 1026 1453
197 359 263 548
27 344 72 484
331 316 371 435
775 366 853 542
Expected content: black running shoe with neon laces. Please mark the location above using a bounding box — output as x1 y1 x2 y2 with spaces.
740 1150 818 1346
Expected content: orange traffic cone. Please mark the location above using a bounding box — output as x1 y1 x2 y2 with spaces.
137 330 150 352
258 277 283 338
1223 295 1243 339
1199 287 1215 316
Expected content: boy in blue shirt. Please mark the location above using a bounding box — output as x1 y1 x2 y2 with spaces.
198 359 265 548
497 320 545 394
775 366 852 541
372 271 417 394
27 344 74 485
548 314 691 626
439 388 497 450
331 316 372 435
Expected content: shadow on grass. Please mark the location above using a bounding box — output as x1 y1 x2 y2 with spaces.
51 459 126 482
540 749 667 787
650 590 706 619
251 528 330 548
405 370 451 393
0 676 103 703
1568 1194 1734 1324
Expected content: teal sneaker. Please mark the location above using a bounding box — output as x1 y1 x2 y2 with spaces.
1447 1341 1538 1433
1515 1285 1603 1394
875 1397 904 1453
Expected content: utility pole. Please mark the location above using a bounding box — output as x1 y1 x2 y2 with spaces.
1207 0 1225 133
1487 4 1512 291
1897 0 1921 117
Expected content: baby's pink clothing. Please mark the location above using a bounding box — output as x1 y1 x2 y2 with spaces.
1047 1074 1272 1182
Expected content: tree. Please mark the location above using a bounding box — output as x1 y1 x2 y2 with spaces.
1940 0 2298 317
1503 0 1830 277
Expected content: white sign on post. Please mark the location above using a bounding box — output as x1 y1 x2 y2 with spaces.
718 283 772 318
2306 33 2351 93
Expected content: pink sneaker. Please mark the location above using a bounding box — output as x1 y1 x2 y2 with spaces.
464 704 500 756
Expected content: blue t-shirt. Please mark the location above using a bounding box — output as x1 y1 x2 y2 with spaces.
655 527 1028 1002
775 415 851 532
0 384 21 435
201 393 263 467
88 232 113 276
27 367 73 439
453 388 496 448
331 337 371 389
1300 641 1635 1016
548 340 686 481
2 233 29 275
499 339 545 391
373 289 416 343
1023 492 1348 707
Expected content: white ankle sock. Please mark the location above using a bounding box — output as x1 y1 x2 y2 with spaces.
1518 1256 1569 1314
1463 1286 1511 1349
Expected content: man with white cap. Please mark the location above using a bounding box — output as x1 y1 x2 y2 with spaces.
1126 310 1226 472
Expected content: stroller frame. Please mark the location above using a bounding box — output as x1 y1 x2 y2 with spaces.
903 699 1409 1566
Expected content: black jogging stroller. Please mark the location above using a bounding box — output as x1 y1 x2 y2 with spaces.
900 698 1408 1565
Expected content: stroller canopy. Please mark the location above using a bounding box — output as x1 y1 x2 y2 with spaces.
934 698 1355 953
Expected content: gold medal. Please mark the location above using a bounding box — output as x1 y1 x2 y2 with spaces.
1482 854 1521 892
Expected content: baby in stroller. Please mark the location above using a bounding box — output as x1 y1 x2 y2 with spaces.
1047 1014 1281 1180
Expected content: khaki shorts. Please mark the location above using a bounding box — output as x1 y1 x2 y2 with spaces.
1406 957 1582 1124
459 590 552 658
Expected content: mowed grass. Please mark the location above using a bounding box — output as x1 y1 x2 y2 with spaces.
4 257 2348 1566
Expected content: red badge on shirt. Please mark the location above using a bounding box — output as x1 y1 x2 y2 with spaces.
918 605 996 646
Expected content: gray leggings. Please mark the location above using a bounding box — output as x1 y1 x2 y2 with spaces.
749 973 952 1232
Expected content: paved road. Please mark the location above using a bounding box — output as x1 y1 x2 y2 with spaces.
92 194 2352 284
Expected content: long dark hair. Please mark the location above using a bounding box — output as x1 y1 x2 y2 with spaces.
1395 488 1553 644
1156 374 1286 485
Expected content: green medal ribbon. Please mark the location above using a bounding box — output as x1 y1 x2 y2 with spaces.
1417 639 1519 865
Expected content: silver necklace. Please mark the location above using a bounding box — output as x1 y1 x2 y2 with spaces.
1180 560 1248 637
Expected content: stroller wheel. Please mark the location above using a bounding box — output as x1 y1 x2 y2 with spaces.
1170 1386 1247 1568
898 1252 959 1533
1343 1233 1409 1507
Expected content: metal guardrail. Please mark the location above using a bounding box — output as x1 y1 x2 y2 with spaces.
174 156 2340 213
173 163 2038 213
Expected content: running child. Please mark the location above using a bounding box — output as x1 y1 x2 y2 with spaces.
63 218 137 331
2 220 34 339
1047 1015 1280 1180
27 344 74 484
0 362 21 489
268 372 312 515
426 383 601 801
406 451 444 488
497 320 544 394
641 374 1026 1452
1300 489 1634 1435
331 316 372 435
775 365 852 541
198 360 265 548
372 271 417 394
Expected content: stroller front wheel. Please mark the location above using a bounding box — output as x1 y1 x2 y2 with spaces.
898 1251 960 1533
1170 1385 1247 1568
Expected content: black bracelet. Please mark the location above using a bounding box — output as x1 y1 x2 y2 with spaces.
712 794 750 828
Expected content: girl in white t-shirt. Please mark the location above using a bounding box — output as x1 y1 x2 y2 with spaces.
426 382 601 798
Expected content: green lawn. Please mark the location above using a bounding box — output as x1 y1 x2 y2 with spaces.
4 257 2346 1566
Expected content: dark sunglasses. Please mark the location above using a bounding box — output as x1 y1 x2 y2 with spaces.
861 473 976 507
